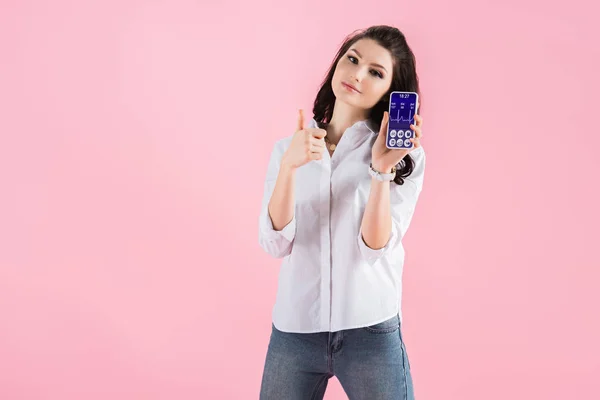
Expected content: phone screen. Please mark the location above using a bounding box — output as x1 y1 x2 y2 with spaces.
387 91 418 149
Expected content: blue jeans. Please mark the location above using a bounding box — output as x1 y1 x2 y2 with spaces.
259 314 415 400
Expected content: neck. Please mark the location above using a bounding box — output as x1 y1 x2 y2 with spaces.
325 101 369 144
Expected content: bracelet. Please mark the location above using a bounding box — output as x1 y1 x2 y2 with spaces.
369 163 396 181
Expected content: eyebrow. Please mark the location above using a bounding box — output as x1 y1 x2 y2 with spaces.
349 48 387 72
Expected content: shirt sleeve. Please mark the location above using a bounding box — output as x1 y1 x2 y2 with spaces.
258 141 297 258
357 147 426 266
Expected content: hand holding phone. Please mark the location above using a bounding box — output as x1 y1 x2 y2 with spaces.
386 91 419 150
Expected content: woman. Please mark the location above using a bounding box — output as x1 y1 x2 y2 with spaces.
258 25 425 400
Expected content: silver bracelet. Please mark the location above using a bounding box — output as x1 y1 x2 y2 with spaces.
368 163 396 181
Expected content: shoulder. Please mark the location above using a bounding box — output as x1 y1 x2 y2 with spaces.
269 135 294 159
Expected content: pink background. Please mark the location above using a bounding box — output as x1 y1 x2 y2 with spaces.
1 0 598 399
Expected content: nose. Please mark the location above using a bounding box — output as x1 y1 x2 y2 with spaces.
353 66 369 82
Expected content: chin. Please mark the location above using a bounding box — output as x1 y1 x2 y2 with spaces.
340 95 368 110
332 82 374 112
332 87 356 106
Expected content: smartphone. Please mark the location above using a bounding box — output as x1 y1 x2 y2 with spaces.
386 91 419 150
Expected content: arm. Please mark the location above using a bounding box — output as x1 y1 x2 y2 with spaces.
258 143 298 258
358 149 426 265
268 160 296 231
360 170 394 250
258 109 326 258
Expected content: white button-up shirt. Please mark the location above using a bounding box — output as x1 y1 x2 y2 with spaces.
258 117 426 333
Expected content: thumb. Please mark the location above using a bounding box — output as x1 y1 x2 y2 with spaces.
378 111 389 136
297 109 305 131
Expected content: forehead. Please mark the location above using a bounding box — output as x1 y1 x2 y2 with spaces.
348 39 393 70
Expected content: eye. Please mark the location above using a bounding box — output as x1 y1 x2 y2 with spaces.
347 55 384 78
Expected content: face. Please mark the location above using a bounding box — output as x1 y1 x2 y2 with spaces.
331 38 394 111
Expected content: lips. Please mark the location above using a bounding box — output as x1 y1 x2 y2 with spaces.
342 82 360 93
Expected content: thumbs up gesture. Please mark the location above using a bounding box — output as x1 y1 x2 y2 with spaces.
281 109 328 170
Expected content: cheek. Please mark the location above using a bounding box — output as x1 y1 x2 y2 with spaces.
331 62 350 90
332 62 346 80
360 84 388 108
370 80 391 100
363 81 383 97
331 68 339 84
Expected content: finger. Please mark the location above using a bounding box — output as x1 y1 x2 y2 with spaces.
309 152 323 160
310 138 326 148
297 109 305 131
410 124 422 139
414 114 422 127
310 143 325 152
379 111 389 135
311 128 327 139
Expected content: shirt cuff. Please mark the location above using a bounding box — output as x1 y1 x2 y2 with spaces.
259 206 297 243
357 222 399 266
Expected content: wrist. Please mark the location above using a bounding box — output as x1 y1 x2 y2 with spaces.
371 162 394 174
280 157 297 174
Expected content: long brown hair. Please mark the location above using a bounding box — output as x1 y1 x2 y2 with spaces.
313 25 422 185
